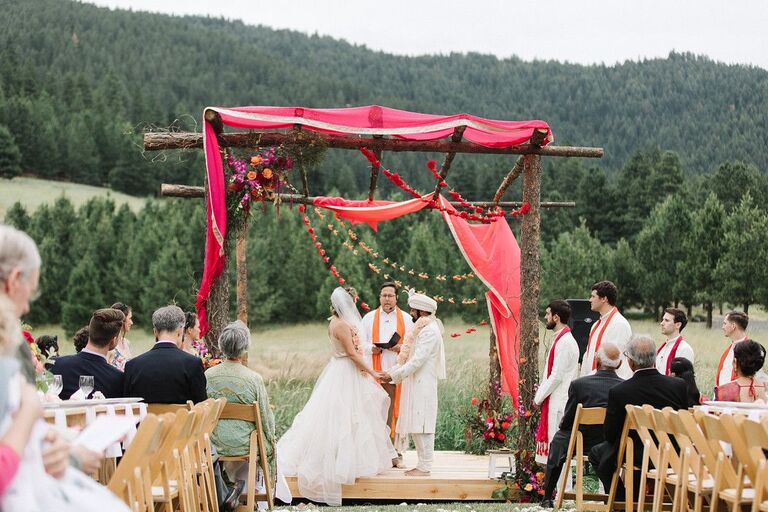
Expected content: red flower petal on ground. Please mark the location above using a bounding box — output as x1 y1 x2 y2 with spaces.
471 397 478 405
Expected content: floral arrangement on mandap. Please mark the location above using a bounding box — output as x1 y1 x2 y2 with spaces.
226 147 294 213
192 339 222 370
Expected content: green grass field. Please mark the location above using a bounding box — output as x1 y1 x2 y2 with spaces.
0 177 147 218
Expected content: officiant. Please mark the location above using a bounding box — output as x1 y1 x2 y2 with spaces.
361 282 414 464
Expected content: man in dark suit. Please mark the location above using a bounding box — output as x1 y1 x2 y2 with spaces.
540 342 625 507
123 305 207 403
589 334 688 499
52 308 125 399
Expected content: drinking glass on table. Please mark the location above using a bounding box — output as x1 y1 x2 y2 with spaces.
48 374 63 398
79 375 94 399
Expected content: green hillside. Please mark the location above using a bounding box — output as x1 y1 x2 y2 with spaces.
0 177 146 218
0 0 766 200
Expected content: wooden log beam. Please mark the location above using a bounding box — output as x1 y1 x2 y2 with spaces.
433 126 466 198
517 153 542 471
144 131 603 158
492 156 525 205
159 184 575 208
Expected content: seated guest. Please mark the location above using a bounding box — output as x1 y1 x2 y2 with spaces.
123 305 207 403
715 339 767 402
206 321 275 503
205 320 275 486
181 311 201 356
540 343 624 508
670 357 707 406
589 334 688 500
51 309 125 399
108 302 133 371
72 326 89 353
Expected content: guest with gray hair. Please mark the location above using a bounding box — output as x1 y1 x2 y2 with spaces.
540 342 624 507
589 334 688 501
0 224 41 384
205 320 277 506
123 304 207 404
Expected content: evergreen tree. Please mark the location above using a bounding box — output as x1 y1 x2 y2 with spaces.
609 239 642 312
635 194 693 317
678 193 725 328
3 202 30 231
0 124 22 178
714 193 768 313
707 161 768 212
540 221 612 307
62 251 105 335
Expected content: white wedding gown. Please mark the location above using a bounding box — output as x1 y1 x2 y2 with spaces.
276 327 396 506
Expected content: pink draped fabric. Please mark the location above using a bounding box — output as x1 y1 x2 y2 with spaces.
438 196 521 405
312 193 434 231
198 105 545 381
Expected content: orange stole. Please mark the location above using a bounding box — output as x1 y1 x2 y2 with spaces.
372 307 406 439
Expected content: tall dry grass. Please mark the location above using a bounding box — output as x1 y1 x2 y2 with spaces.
44 310 768 449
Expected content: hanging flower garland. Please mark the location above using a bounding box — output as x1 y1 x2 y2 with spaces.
298 204 372 311
358 147 531 222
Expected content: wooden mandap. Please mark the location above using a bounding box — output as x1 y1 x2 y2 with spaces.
144 104 602 501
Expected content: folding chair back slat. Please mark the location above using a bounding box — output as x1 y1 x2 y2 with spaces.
555 405 606 510
218 400 274 510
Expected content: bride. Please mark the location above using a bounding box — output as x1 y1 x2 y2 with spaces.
277 287 397 506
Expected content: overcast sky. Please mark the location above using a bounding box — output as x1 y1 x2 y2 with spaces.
85 0 768 70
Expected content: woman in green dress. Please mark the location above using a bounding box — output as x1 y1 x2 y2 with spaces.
205 321 276 496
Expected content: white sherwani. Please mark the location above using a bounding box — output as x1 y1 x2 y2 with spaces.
655 336 694 375
389 318 445 472
533 328 579 464
389 319 445 433
581 307 633 379
361 307 414 371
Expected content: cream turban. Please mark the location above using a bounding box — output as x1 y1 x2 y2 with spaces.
407 289 438 313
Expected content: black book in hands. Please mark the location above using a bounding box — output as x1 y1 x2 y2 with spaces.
374 331 401 349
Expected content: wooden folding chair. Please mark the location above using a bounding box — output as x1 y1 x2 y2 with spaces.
108 414 165 512
147 400 194 415
194 398 226 512
555 405 607 510
664 409 715 512
752 459 768 512
218 400 275 511
150 409 196 512
696 411 754 512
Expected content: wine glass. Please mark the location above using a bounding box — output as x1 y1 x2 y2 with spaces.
79 375 94 399
48 374 63 398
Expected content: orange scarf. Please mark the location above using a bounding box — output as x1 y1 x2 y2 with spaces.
590 307 618 370
371 307 406 439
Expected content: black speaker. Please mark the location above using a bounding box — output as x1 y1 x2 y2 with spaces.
567 299 599 363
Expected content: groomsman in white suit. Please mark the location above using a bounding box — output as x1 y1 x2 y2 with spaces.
581 281 633 379
361 281 414 465
656 307 694 375
534 300 580 465
385 290 446 477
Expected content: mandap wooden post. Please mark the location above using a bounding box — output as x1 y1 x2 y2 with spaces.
236 223 248 326
517 153 542 467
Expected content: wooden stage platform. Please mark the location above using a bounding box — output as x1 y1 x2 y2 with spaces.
285 450 507 501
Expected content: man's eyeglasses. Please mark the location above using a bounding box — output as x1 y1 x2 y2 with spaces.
380 294 396 298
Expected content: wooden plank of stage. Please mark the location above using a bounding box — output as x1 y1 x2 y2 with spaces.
285 450 508 501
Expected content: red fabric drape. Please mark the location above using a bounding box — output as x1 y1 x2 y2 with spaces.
438 196 521 406
198 105 546 386
312 193 434 231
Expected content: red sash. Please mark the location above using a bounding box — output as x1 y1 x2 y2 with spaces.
657 336 683 375
536 327 571 450
716 342 737 385
589 308 618 370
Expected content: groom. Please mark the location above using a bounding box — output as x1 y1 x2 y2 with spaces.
384 290 446 476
